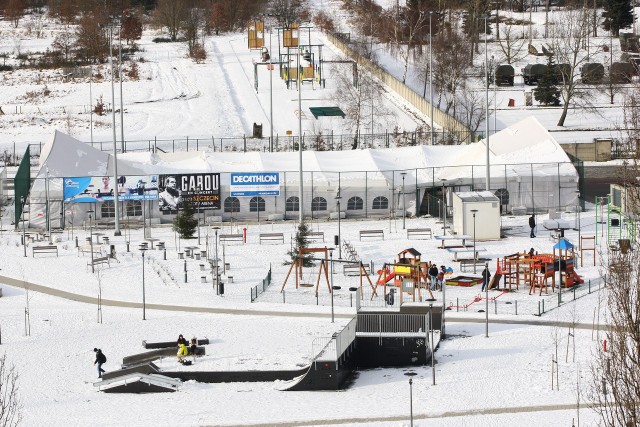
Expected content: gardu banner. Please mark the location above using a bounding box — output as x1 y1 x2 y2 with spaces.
158 173 221 211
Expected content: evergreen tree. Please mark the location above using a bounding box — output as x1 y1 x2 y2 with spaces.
602 0 634 36
534 55 561 106
285 221 314 267
173 201 198 239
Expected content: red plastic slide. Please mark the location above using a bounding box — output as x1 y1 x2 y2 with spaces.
572 271 584 284
376 270 395 285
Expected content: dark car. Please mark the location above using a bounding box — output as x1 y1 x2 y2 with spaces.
495 64 515 86
581 63 604 84
523 63 547 85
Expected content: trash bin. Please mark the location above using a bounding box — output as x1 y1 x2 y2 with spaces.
110 244 116 258
508 98 515 107
218 282 224 295
385 289 395 306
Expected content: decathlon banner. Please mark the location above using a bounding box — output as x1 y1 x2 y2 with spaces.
230 172 280 197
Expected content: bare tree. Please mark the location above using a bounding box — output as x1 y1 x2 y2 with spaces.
332 65 395 149
589 116 640 424
5 0 26 28
51 25 76 61
496 23 527 64
155 0 187 41
548 8 601 126
454 82 486 135
383 5 427 84
182 6 204 56
431 26 470 117
75 12 109 63
0 353 21 427
271 0 302 27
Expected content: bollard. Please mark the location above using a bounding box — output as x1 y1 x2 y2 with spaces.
515 300 518 315
126 241 130 252
283 290 286 304
350 293 353 307
184 271 187 283
558 292 561 307
163 248 166 260
316 294 319 305
542 300 545 314
494 300 497 315
75 236 78 248
538 301 541 316
184 260 187 272
588 280 591 294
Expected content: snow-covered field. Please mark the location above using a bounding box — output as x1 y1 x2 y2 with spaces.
0 208 611 426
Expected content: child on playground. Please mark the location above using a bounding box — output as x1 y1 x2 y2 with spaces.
437 266 446 290
177 342 189 363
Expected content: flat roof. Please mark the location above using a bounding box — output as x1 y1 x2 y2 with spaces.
455 191 499 203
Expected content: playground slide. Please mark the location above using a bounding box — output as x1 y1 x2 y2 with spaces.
573 272 584 285
376 271 395 285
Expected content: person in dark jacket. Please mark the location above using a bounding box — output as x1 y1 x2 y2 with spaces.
94 348 106 378
529 215 536 238
481 266 491 292
428 264 439 290
177 334 187 347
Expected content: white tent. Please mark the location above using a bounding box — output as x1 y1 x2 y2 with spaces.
26 117 579 228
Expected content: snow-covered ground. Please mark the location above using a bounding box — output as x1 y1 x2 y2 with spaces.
0 207 611 426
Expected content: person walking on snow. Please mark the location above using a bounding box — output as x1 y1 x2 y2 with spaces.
529 214 536 238
94 348 106 378
481 266 491 292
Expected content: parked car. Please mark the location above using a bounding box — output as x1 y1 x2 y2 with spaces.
610 62 635 83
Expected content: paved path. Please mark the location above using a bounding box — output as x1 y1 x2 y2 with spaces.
0 274 608 330
212 402 605 426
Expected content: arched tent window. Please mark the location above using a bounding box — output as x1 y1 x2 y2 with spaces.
311 197 327 212
372 196 388 210
224 197 240 213
347 196 364 210
101 201 115 218
286 196 299 212
126 200 142 217
250 197 265 212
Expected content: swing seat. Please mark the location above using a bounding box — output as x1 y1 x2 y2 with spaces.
299 283 314 288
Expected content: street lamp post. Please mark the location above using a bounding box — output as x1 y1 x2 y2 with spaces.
441 179 447 234
404 371 417 427
140 246 147 320
401 172 407 230
471 209 478 274
109 25 122 237
335 193 342 259
87 210 95 273
213 226 220 295
297 25 304 223
329 248 335 323
20 196 27 257
484 16 491 192
485 261 489 338
429 11 434 145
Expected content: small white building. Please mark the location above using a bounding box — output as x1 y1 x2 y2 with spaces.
452 191 501 240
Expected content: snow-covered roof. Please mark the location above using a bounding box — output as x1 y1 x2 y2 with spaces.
36 117 577 187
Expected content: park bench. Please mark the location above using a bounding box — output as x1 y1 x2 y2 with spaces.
259 233 285 244
359 229 384 241
87 256 111 270
446 247 487 262
78 245 104 257
435 234 471 249
32 245 58 257
407 228 432 240
219 234 243 244
460 258 486 272
343 263 370 276
307 231 325 242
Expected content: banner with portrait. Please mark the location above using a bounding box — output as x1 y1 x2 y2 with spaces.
158 173 220 212
63 175 159 203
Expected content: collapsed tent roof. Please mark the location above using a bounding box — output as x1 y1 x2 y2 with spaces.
35 116 577 188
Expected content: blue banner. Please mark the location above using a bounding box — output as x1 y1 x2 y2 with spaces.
230 172 280 197
63 176 159 203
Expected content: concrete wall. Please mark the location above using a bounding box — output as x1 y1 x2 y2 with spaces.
326 33 472 143
560 139 612 162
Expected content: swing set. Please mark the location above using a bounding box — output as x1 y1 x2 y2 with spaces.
280 247 376 297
